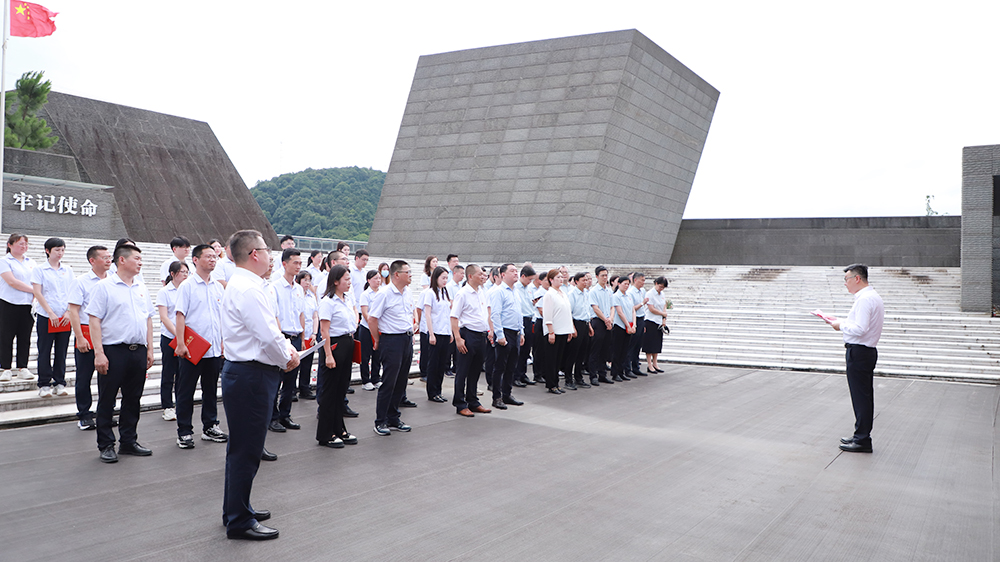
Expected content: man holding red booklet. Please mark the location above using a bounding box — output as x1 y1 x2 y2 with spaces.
173 244 228 449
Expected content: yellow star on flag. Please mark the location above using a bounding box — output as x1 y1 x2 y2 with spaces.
14 4 26 16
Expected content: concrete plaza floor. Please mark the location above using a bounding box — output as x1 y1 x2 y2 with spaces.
1 364 996 561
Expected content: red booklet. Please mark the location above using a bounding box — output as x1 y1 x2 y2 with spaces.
330 340 363 364
48 316 71 333
81 324 93 347
169 327 211 366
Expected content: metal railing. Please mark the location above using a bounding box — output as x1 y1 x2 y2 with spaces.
277 234 367 254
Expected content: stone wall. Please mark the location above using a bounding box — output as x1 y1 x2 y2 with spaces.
961 145 999 312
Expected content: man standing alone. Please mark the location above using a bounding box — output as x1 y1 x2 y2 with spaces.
822 264 884 453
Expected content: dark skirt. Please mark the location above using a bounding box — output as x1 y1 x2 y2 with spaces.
642 319 663 354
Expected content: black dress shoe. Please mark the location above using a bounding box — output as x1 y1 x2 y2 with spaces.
634 370 648 377
299 391 316 400
576 379 591 388
547 388 561 394
399 398 417 408
346 386 355 394
502 396 524 406
512 380 526 388
268 420 286 433
227 521 279 540
429 395 447 403
590 378 600 386
839 441 872 453
99 446 118 463
492 398 508 410
840 436 855 445
344 407 359 418
118 442 152 456
253 510 271 521
279 417 301 430
524 378 537 385
646 369 657 375
612 375 624 382
564 381 577 390
654 367 665 373
261 447 277 461
598 376 613 384
291 395 298 402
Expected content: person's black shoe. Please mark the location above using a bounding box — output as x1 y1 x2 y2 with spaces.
268 420 286 433
227 521 279 540
612 375 624 382
346 386 355 394
279 417 300 430
547 388 561 394
291 395 298 402
99 446 118 463
513 379 526 388
598 376 613 384
299 391 316 400
119 442 152 456
840 436 856 445
634 370 648 377
429 395 447 403
524 378 536 385
503 396 524 406
344 407 360 418
564 380 577 390
399 398 417 408
388 420 411 432
420 376 427 382
590 378 600 387
261 447 277 461
492 398 508 410
487 384 493 392
576 379 591 388
839 441 873 453
253 510 271 521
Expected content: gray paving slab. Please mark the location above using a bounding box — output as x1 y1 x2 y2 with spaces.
0 365 996 561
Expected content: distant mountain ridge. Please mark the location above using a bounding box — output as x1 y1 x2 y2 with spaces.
251 166 385 241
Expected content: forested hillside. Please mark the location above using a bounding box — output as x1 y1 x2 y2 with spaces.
251 167 385 241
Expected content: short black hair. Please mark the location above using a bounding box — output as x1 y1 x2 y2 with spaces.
281 248 301 263
520 265 536 278
279 234 295 244
43 237 65 255
208 238 222 247
572 271 587 282
654 276 668 288
595 265 608 276
447 254 459 262
844 263 869 281
170 236 191 249
114 243 142 263
191 244 212 259
86 245 108 261
389 260 409 277
355 249 369 259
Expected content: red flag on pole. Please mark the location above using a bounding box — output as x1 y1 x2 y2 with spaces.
10 2 57 37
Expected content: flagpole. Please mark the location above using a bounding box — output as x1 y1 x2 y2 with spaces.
0 0 8 236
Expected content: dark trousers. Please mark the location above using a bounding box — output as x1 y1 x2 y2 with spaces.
425 333 450 399
36 318 69 387
845 344 878 445
375 333 413 426
419 331 430 378
544 334 568 388
96 344 148 450
484 337 496 384
589 319 611 378
492 328 520 400
75 346 95 419
454 328 486 411
532 319 546 382
516 316 533 379
159 335 178 409
176 355 222 437
359 325 380 384
298 344 314 395
611 325 632 379
568 319 591 379
272 335 301 422
316 335 353 443
628 317 645 372
221 360 280 533
0 301 33 369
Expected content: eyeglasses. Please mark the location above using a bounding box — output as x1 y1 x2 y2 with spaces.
249 247 269 256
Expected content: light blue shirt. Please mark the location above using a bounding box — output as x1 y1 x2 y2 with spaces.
514 280 534 318
274 276 304 335
174 273 225 358
85 273 153 346
489 283 522 339
569 286 593 321
68 269 106 326
589 284 613 320
612 291 634 330
30 260 74 319
628 285 647 318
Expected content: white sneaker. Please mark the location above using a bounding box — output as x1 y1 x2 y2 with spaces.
162 408 176 421
54 384 68 396
374 381 383 389
38 386 53 398
362 382 375 391
0 370 10 381
17 368 34 380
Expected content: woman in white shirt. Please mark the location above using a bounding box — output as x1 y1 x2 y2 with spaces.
156 261 188 421
296 271 320 399
611 276 636 382
420 255 438 288
0 234 36 382
31 237 75 397
317 265 359 449
421 266 452 403
542 269 575 393
643 276 669 374
358 270 382 391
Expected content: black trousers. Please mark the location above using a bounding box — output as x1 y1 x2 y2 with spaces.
611 325 632 379
221 360 280 533
454 328 486 411
359 324 380 384
375 333 413 426
544 333 568 388
96 344 148 450
419 331 430 378
532 318 546 382
316 335 353 443
589 319 611 378
272 334 301 422
516 316 533 379
159 334 178 409
175 355 222 437
0 300 33 369
627 317 645 372
563 319 586 378
845 344 878 445
425 333 450 399
298 339 314 394
74 346 95 420
492 328 520 400
36 317 70 387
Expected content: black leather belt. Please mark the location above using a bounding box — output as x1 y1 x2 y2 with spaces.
231 360 281 372
108 343 144 351
845 343 874 349
283 332 301 340
383 331 414 337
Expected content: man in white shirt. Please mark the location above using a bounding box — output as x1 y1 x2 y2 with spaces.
220 230 298 541
350 250 369 308
209 238 235 288
173 244 228 449
86 244 155 464
269 235 296 281
269 248 305 433
368 260 416 436
159 236 191 285
450 264 494 417
822 264 885 454
67 245 111 430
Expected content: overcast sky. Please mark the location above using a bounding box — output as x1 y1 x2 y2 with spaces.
6 1 997 219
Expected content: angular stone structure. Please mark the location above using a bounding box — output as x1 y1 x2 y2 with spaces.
368 30 719 264
24 92 278 246
961 145 1000 312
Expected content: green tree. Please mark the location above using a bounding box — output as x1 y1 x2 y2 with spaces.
4 70 58 150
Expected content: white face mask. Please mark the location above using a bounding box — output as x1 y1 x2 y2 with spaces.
381 270 389 278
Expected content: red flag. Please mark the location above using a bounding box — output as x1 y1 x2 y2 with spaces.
10 2 57 38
